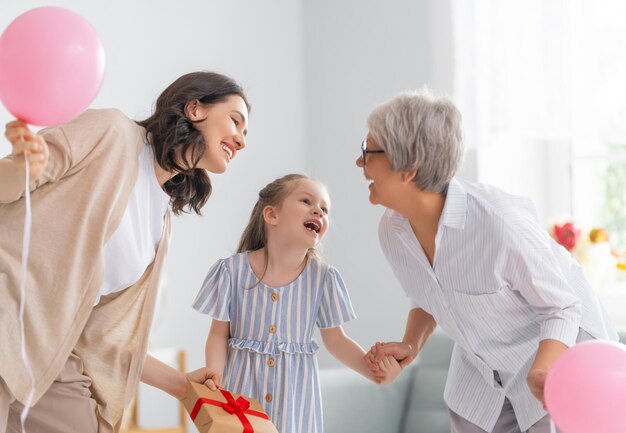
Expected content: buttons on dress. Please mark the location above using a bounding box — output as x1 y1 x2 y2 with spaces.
269 325 276 334
265 394 273 402
271 293 278 302
267 358 275 367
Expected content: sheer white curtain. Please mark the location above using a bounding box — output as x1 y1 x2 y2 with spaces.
451 0 574 223
451 0 626 324
568 2 626 248
452 0 626 226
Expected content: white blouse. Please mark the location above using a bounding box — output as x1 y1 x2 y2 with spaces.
378 177 618 432
96 143 169 305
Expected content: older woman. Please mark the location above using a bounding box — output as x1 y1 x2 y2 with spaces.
359 91 617 433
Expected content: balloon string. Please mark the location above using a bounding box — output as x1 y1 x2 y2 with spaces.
19 154 35 432
550 418 556 433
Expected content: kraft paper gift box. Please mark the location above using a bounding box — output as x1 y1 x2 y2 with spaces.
182 382 279 433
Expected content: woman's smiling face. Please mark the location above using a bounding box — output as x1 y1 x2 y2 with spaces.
187 94 249 174
356 133 401 207
269 179 331 248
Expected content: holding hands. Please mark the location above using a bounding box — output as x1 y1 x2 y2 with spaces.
365 341 417 384
372 355 402 385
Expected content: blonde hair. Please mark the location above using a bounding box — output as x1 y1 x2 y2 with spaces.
237 174 321 285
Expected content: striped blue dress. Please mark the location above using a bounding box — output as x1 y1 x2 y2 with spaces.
192 252 356 433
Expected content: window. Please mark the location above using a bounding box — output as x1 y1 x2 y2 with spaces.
452 0 626 326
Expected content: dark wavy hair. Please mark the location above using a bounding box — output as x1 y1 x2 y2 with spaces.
137 72 249 215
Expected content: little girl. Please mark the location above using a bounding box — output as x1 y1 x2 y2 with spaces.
192 173 400 433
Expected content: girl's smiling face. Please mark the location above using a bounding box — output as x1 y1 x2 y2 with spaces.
267 179 331 248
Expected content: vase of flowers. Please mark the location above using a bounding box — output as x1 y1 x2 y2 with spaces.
549 220 625 295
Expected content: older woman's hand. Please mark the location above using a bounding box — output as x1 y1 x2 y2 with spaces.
527 369 548 408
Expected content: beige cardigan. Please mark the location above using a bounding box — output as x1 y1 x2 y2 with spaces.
0 109 171 433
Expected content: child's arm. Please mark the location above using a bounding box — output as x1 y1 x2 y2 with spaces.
204 319 230 390
320 326 401 384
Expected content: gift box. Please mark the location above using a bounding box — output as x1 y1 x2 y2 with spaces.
181 382 279 433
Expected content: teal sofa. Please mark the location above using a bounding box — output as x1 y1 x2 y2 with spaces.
320 330 626 433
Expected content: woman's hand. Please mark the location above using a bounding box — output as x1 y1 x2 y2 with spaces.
527 369 548 408
366 341 416 368
365 341 417 382
184 367 223 394
527 338 569 407
5 120 48 182
142 356 223 401
364 310 435 381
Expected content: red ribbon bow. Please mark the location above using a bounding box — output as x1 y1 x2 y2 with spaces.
221 392 251 414
190 389 270 433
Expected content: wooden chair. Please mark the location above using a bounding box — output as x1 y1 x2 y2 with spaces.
121 349 187 433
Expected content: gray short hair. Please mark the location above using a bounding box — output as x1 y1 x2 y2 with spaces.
366 89 464 193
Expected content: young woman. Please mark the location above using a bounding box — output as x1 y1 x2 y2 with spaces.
0 71 249 433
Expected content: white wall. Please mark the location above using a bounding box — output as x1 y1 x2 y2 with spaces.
0 0 307 427
0 0 457 427
301 0 456 368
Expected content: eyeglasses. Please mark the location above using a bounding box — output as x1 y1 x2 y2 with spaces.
361 138 385 165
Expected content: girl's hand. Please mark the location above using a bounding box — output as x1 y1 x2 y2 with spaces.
184 367 223 395
5 120 49 182
365 341 416 375
375 356 402 385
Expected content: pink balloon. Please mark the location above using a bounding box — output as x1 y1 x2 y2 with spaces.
544 340 626 433
0 7 105 126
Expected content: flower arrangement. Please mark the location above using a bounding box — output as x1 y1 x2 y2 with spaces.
549 220 626 291
552 222 581 252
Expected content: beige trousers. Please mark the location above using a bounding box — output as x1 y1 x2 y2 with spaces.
1 353 98 433
0 376 12 433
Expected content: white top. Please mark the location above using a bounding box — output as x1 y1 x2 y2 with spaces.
379 177 618 432
96 143 169 305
